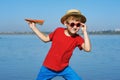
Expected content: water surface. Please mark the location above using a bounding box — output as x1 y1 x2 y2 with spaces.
0 35 120 80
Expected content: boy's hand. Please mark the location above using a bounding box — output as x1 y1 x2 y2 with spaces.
80 23 87 33
27 21 36 29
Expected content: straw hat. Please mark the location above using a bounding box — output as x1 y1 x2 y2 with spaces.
61 9 86 24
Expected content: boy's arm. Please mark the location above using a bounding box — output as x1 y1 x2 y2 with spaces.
81 23 91 52
28 22 50 42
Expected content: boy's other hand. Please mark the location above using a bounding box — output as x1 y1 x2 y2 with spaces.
80 23 87 33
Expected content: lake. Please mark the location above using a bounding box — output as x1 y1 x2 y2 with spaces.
0 34 120 80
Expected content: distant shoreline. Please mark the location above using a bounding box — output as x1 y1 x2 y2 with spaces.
0 31 120 35
0 32 49 35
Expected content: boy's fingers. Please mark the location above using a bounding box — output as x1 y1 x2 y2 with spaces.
80 23 85 27
26 21 35 25
25 21 31 24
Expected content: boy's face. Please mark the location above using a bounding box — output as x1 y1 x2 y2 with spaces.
66 19 81 35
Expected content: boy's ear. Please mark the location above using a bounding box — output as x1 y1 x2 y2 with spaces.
63 21 67 26
64 24 67 26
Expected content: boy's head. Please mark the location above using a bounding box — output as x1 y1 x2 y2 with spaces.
61 9 86 24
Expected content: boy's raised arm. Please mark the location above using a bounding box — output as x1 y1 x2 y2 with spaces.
28 22 50 42
81 23 91 52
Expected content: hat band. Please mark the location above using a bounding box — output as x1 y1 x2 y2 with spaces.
68 12 80 14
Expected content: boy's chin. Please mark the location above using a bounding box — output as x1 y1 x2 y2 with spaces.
69 31 77 36
71 31 78 34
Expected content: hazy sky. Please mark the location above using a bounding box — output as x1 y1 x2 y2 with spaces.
0 0 120 32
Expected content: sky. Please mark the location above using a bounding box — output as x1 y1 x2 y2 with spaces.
0 0 120 32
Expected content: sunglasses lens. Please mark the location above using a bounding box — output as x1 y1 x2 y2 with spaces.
76 23 81 27
70 23 75 27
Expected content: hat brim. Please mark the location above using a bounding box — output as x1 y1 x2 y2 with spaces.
61 13 86 24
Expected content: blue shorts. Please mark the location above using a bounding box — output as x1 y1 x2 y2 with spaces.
36 66 82 80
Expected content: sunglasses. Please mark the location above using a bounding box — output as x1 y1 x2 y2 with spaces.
67 22 81 27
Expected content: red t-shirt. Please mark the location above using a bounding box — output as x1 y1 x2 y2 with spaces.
43 27 84 71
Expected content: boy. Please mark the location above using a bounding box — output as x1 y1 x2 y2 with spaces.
27 9 91 80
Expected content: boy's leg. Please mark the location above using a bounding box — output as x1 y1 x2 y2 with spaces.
36 66 56 80
61 66 82 80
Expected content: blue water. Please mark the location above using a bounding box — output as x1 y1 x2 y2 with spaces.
0 34 120 80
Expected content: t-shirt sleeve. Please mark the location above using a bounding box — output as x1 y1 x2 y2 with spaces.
49 28 59 41
49 32 54 41
77 36 84 50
